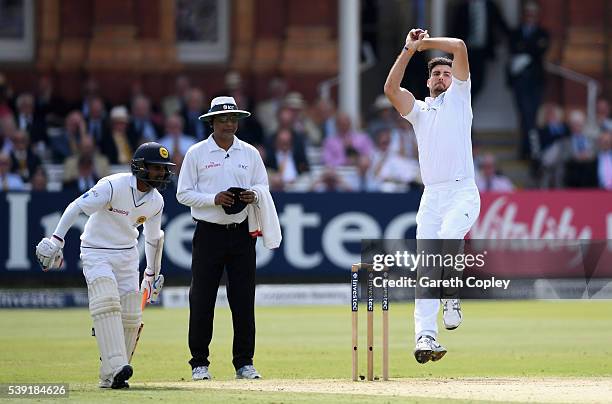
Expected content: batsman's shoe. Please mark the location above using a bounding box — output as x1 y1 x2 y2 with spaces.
236 365 262 379
414 335 447 364
192 366 212 380
111 364 133 389
442 298 462 330
99 378 129 389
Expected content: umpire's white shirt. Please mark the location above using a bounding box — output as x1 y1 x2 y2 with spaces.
403 75 475 186
76 173 164 249
176 135 269 224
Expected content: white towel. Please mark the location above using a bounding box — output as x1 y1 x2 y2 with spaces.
247 185 282 249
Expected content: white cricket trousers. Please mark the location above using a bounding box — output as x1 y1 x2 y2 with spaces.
414 178 480 341
80 247 140 295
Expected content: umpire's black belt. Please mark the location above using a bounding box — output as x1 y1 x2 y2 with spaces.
194 218 247 230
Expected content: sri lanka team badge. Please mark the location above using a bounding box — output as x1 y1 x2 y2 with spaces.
159 147 169 158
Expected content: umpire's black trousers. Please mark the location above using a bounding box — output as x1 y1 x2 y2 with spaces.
188 219 256 370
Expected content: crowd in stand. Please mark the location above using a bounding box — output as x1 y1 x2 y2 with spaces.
529 100 612 190
0 70 610 194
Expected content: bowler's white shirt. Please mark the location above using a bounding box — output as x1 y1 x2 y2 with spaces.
176 135 268 224
403 75 475 186
76 173 163 249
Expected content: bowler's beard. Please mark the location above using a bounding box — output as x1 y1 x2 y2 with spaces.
430 84 448 98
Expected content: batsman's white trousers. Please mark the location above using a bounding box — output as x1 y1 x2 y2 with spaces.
414 178 480 341
81 247 140 295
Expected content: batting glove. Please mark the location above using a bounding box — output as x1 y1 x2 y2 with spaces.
140 270 164 305
35 236 65 271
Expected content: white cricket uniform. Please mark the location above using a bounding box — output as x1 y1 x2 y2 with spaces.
75 173 164 295
403 75 481 341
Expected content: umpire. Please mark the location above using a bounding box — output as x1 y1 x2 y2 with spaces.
177 96 268 380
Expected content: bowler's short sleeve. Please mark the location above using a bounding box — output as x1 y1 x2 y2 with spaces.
447 74 471 101
403 100 427 125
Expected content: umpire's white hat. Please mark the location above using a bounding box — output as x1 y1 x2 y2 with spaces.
198 96 251 121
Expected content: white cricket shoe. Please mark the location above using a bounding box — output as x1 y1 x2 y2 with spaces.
236 365 262 379
100 364 131 389
99 378 112 388
414 335 447 364
192 366 212 380
442 298 462 330
99 378 129 389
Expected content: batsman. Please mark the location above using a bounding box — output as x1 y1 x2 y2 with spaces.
35 142 174 389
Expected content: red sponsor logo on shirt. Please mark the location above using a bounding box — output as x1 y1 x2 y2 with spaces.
109 207 129 216
205 161 222 169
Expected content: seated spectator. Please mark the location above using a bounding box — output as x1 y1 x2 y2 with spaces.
596 98 612 132
35 75 66 129
267 106 309 154
596 130 612 190
367 94 399 139
567 110 595 160
128 95 161 144
86 96 111 144
0 73 14 120
265 128 309 188
63 156 100 195
256 77 288 135
476 153 514 192
128 79 145 103
63 134 109 184
564 110 598 188
10 130 41 183
537 103 569 188
49 110 87 163
30 166 48 192
181 88 208 141
224 71 243 94
231 90 264 148
323 112 373 167
162 75 190 118
14 92 47 150
311 168 353 192
538 103 569 152
100 106 133 165
0 152 25 191
365 128 420 192
283 92 322 146
392 114 418 158
0 116 16 155
76 78 110 120
311 97 336 139
270 106 307 141
157 114 195 175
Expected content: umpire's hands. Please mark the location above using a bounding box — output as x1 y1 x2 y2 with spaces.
239 190 257 204
214 191 235 207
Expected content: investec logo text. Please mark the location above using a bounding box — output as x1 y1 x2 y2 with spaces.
3 196 419 271
3 194 612 271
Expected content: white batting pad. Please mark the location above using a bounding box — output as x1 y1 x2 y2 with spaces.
88 277 128 379
120 291 142 362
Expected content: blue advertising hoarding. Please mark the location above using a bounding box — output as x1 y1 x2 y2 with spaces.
0 191 422 285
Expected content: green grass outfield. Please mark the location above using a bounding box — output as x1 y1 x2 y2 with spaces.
1 301 611 403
